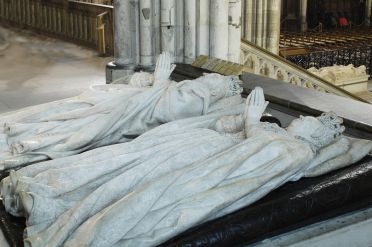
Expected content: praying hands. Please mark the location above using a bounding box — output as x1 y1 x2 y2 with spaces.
154 52 176 86
244 87 269 131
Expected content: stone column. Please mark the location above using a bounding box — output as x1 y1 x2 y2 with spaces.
262 0 268 48
152 0 162 57
243 0 254 42
139 0 154 69
106 0 136 83
255 0 263 47
197 0 210 56
160 0 176 62
210 0 229 60
184 0 197 64
251 0 257 43
266 0 281 54
228 0 242 63
174 0 185 63
366 0 372 26
300 0 308 32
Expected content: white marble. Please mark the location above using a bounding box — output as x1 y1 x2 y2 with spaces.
308 64 370 86
1 88 371 247
0 52 243 169
308 64 370 93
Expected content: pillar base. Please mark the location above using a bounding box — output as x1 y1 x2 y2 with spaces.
106 62 136 84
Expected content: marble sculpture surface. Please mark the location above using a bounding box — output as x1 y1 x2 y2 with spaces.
1 87 371 247
0 52 243 169
308 64 369 84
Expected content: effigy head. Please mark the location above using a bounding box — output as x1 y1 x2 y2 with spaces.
128 71 154 87
287 112 345 152
199 73 243 100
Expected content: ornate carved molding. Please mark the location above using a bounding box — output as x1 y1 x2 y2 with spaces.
240 39 368 102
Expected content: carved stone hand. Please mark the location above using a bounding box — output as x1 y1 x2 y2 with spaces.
154 52 176 86
244 87 269 131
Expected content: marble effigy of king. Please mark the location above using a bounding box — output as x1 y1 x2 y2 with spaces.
0 52 244 169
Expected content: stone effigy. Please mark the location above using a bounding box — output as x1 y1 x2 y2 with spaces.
308 64 370 93
1 87 371 247
0 52 243 170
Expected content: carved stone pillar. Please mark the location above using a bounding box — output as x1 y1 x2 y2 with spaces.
300 0 308 32
106 0 136 83
228 0 242 63
210 0 229 60
139 0 154 69
184 0 197 63
197 0 210 56
243 0 254 42
367 0 372 26
266 0 281 54
255 0 263 47
160 0 176 62
262 0 268 47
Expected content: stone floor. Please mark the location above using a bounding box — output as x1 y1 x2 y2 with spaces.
0 25 111 247
0 25 110 114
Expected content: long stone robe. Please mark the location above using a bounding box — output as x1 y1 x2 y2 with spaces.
2 112 315 247
0 76 243 170
3 112 371 247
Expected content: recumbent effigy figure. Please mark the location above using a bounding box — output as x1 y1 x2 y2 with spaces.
1 87 371 247
0 52 243 170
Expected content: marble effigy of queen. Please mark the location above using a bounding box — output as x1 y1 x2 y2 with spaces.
2 88 372 247
0 52 244 169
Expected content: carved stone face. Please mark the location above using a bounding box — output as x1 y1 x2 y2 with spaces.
198 73 242 103
287 116 323 141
